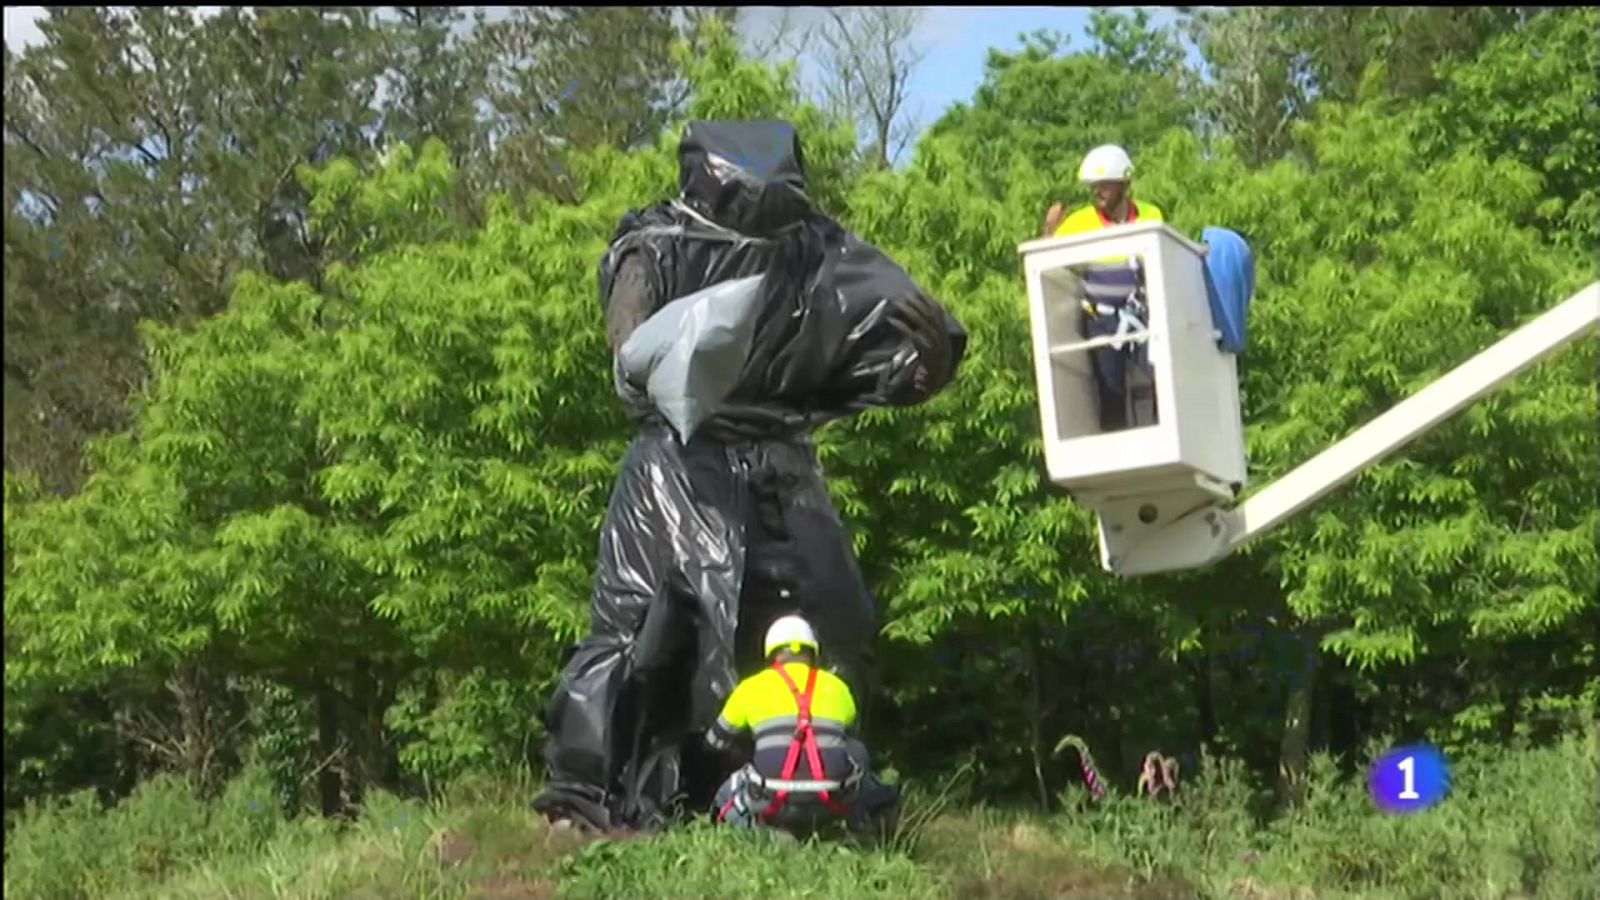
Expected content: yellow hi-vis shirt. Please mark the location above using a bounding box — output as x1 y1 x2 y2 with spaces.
1052 200 1165 305
1054 200 1165 244
708 662 857 757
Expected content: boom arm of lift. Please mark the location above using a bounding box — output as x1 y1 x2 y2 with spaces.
1109 281 1600 576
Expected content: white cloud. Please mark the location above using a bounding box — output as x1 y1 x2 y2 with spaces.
4 6 45 52
5 7 232 55
914 6 990 50
734 6 987 58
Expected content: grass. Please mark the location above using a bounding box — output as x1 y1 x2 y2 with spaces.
5 727 1596 900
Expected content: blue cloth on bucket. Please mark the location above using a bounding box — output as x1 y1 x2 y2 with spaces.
1200 227 1254 354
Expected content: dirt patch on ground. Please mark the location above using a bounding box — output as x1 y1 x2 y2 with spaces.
957 864 1199 900
1225 878 1317 900
940 821 1201 900
468 875 558 900
432 815 613 872
436 831 477 868
431 822 588 899
432 817 656 898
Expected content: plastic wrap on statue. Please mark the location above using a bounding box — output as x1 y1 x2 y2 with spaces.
533 120 966 832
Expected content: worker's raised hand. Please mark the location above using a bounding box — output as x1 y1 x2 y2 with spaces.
1042 202 1066 237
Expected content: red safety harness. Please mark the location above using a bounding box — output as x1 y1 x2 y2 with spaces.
756 661 851 821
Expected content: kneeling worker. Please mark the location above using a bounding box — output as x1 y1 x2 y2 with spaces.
705 615 893 835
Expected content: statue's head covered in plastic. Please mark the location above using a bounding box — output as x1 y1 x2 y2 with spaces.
677 120 815 238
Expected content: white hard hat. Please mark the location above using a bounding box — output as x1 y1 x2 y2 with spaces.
1079 144 1134 183
764 615 819 658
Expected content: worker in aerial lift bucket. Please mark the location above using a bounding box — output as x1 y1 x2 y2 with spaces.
1042 144 1166 432
706 615 900 836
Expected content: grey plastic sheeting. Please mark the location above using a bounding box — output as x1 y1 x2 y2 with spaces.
618 275 765 443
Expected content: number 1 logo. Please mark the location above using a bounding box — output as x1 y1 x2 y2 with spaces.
1396 755 1420 800
1370 745 1449 814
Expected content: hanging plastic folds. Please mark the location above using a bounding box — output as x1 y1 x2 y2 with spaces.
532 120 966 832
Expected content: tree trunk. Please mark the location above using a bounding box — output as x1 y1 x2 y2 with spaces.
113 694 147 794
1276 629 1318 809
315 681 344 818
1499 678 1521 743
1324 660 1362 760
1106 642 1128 787
1029 632 1050 811
170 666 218 797
345 668 371 813
335 661 403 816
1192 648 1219 759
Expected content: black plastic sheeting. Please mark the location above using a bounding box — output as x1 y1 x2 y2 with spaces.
532 121 966 832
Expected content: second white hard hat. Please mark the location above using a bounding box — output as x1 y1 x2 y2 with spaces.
1079 144 1134 183
764 615 819 658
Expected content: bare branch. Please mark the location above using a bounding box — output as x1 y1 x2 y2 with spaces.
299 740 351 788
809 7 927 170
745 7 812 62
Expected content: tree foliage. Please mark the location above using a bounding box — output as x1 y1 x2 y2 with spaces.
1419 7 1600 249
2 6 709 496
1182 6 1562 167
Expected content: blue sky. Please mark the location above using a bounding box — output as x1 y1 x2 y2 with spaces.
738 6 1200 146
4 5 1199 144
912 7 1104 117
893 6 1196 127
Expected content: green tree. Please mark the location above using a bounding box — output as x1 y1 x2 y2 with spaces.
474 7 686 205
1419 7 1600 249
3 20 865 814
6 140 590 815
375 7 490 156
1178 7 1313 166
2 6 721 495
843 25 1596 799
1182 7 1558 166
2 7 388 493
1279 7 1553 106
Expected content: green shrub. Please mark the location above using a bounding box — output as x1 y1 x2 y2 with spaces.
4 763 288 899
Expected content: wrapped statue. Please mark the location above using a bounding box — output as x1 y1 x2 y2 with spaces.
532 120 966 833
